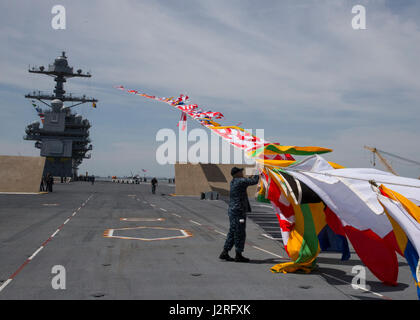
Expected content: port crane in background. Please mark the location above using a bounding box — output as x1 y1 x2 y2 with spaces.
364 146 420 178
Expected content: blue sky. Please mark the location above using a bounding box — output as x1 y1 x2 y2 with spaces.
1 0 419 178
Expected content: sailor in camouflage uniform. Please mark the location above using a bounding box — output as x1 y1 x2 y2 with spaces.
219 167 259 262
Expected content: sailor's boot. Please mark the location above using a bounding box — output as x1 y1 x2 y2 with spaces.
219 250 234 261
235 251 250 263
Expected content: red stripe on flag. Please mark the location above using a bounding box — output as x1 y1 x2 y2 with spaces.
344 226 398 286
324 207 346 236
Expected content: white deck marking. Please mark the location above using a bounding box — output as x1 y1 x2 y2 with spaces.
319 272 390 300
189 220 202 226
248 212 276 215
212 229 284 259
51 229 60 238
254 204 273 208
214 230 227 236
0 279 12 293
251 245 284 259
0 194 94 295
254 222 281 225
181 230 190 237
28 246 44 260
261 233 282 240
104 227 191 241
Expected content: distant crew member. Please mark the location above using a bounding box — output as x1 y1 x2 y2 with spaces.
151 177 158 194
40 176 45 192
219 167 259 263
46 173 54 192
91 175 95 185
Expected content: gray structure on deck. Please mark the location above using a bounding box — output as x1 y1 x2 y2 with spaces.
24 52 97 178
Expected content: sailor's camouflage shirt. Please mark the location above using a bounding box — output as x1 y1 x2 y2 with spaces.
228 175 259 216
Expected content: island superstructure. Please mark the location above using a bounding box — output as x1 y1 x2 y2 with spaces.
24 52 97 179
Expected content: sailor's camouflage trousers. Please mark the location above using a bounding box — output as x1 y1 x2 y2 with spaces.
223 210 247 253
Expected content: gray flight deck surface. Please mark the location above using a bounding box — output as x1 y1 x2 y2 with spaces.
0 182 416 300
